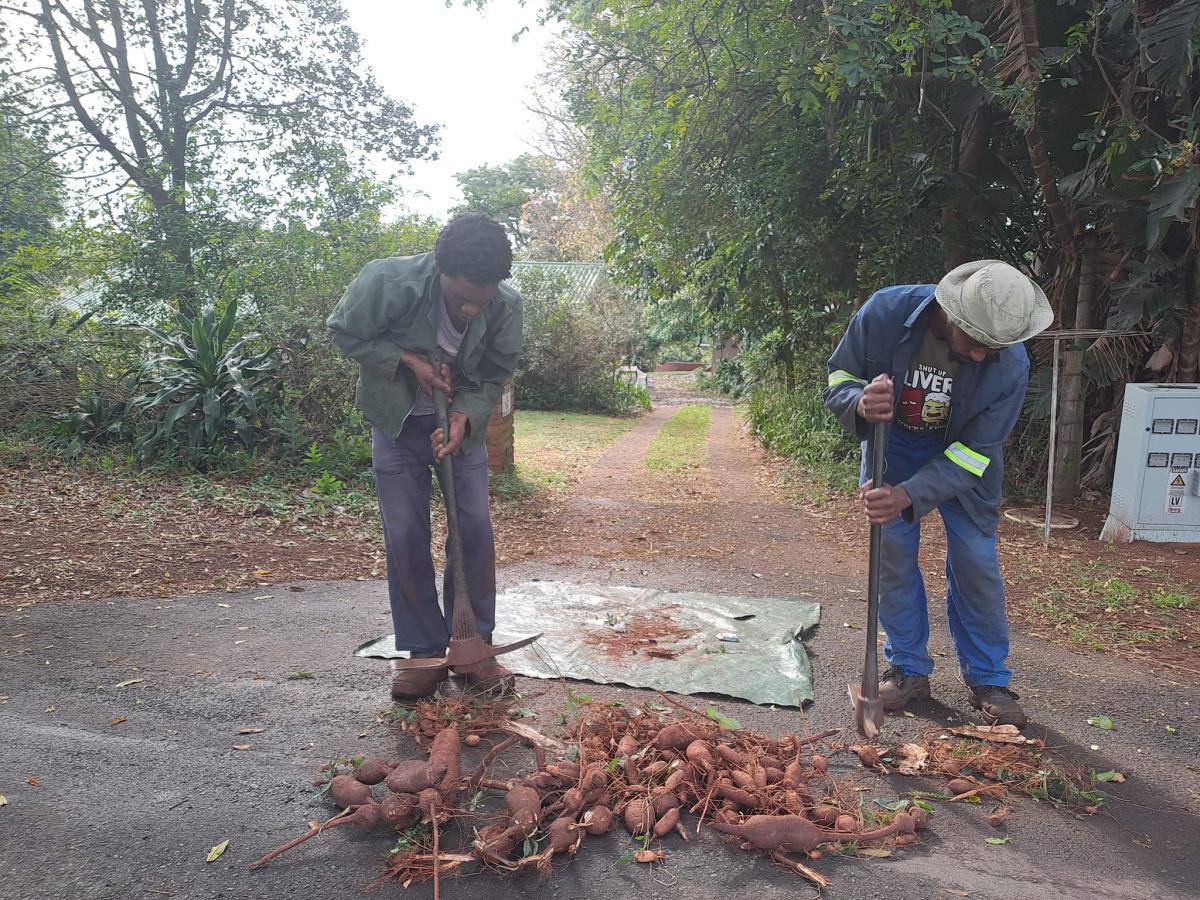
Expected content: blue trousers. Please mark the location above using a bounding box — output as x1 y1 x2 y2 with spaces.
372 418 496 653
863 429 1011 687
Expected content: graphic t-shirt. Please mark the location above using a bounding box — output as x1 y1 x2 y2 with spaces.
897 328 957 436
408 299 467 417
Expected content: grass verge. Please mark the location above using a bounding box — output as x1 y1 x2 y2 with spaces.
492 410 640 502
644 405 713 472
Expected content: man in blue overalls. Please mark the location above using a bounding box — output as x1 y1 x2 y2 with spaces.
823 261 1052 727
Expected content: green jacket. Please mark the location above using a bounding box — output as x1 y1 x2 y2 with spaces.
327 252 523 451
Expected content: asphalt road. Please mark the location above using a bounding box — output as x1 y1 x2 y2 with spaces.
1 560 1197 900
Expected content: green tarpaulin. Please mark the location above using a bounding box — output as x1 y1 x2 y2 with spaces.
354 580 821 707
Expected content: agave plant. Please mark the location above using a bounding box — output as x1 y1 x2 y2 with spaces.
130 299 278 461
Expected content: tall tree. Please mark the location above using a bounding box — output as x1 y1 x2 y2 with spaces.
2 0 436 316
451 154 547 249
0 108 63 262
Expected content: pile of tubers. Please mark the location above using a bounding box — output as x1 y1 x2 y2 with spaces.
249 699 932 889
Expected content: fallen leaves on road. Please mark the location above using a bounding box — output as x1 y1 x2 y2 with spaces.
26 778 40 786
232 744 253 751
206 840 229 862
893 743 928 775
1094 771 1126 783
984 837 1011 845
238 727 265 734
0 795 7 806
986 806 1010 828
1087 715 1115 731
115 678 144 688
111 716 127 726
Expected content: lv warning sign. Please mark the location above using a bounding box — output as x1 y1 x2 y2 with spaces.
1166 473 1187 516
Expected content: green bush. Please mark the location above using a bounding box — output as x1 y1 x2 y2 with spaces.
745 383 858 490
512 266 645 415
129 299 278 464
698 357 748 399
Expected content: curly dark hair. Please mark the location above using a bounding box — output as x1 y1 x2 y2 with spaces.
434 214 513 283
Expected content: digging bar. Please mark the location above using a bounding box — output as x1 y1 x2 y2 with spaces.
848 417 887 739
393 350 541 673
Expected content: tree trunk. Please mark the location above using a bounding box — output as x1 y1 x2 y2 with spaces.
1009 0 1076 286
763 248 796 392
1053 235 1097 503
1178 251 1200 382
941 104 992 270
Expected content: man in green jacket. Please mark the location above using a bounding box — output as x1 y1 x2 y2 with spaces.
327 214 523 699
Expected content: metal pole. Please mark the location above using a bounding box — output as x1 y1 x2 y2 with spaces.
1044 338 1060 548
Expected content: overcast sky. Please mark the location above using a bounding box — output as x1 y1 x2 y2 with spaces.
341 0 554 221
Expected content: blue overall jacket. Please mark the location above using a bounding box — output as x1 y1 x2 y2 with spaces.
822 285 1030 534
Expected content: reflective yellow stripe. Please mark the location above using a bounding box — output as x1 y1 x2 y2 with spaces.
828 369 866 387
944 441 990 477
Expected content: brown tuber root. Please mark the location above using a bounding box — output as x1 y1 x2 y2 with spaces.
714 780 760 809
664 765 691 793
379 792 417 828
523 772 558 791
685 740 715 770
834 815 857 832
850 744 883 769
545 816 582 854
464 734 481 747
810 754 828 775
386 759 447 795
808 805 841 827
329 774 373 809
559 787 584 815
505 785 543 835
623 797 654 836
946 778 977 796
654 723 704 751
710 814 901 855
249 802 381 869
582 805 613 835
715 745 745 767
546 762 580 785
354 757 396 786
651 789 680 817
617 733 639 758
429 724 461 800
474 821 523 867
653 807 681 837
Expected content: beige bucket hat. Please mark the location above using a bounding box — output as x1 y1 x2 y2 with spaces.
934 260 1053 348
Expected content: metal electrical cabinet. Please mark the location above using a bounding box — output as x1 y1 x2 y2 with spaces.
1102 384 1200 542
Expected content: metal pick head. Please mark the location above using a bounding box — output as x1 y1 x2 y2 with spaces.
848 682 883 740
388 632 544 671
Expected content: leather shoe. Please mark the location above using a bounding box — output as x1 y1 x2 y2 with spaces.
390 650 448 701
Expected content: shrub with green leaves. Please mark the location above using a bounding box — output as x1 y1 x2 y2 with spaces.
745 382 858 491
129 299 278 463
512 266 644 416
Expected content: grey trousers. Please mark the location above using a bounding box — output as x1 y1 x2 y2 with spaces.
371 418 496 653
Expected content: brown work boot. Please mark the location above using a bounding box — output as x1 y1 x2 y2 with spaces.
878 666 931 710
969 685 1028 728
454 657 515 693
390 650 448 701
